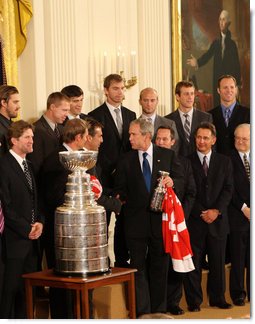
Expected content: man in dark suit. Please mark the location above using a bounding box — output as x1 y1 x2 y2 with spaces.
208 75 250 155
138 87 179 152
186 10 241 106
183 122 233 312
88 74 136 213
0 85 20 157
155 125 196 316
89 74 136 267
165 81 212 157
228 123 250 306
61 84 87 125
28 92 70 177
0 120 44 318
114 118 184 317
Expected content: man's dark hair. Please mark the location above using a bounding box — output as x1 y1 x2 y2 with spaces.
103 74 124 89
156 125 176 140
46 92 70 110
62 119 87 143
61 85 84 98
194 121 217 137
0 85 19 106
217 74 237 88
8 120 34 148
175 80 195 95
85 117 103 137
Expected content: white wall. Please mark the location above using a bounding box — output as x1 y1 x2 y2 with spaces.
18 0 172 121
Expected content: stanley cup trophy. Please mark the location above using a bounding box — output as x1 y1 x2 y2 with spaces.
54 150 109 276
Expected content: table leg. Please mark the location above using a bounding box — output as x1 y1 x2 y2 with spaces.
127 273 136 319
73 290 81 319
81 286 90 319
24 279 34 319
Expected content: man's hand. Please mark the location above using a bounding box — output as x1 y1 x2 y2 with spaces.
200 209 219 224
162 176 174 188
242 206 250 221
29 222 43 240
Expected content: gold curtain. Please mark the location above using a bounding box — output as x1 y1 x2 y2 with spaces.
0 0 18 86
0 0 32 86
14 0 33 57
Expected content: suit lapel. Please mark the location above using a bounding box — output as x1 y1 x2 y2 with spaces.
173 110 187 143
40 116 57 138
104 104 121 138
8 153 32 191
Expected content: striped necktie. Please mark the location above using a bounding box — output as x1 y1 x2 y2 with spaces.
22 160 35 223
0 201 4 234
54 125 61 138
224 109 231 127
243 153 250 181
183 113 191 142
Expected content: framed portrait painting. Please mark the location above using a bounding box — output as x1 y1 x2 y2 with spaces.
171 0 250 110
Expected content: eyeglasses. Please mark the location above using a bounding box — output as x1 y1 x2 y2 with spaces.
235 136 249 142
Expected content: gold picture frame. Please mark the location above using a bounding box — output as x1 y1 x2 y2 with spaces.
171 0 250 110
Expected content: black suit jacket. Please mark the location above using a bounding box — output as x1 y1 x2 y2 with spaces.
41 146 122 218
228 149 250 232
88 103 136 189
188 151 233 238
62 113 88 126
209 103 250 155
27 116 63 177
114 145 184 239
0 114 11 157
165 108 213 157
0 153 43 258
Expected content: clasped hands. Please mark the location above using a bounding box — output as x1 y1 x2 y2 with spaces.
29 222 43 240
200 209 220 224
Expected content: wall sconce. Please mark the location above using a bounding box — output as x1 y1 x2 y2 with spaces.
119 71 137 89
117 50 137 89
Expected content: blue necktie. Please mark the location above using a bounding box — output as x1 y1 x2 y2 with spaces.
142 152 151 192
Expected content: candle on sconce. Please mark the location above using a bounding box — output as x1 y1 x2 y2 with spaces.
121 53 125 72
103 51 107 77
131 51 136 77
116 51 120 73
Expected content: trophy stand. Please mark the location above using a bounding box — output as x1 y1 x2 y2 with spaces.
54 150 109 276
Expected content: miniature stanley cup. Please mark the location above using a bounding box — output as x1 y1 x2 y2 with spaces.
150 170 170 212
54 150 109 276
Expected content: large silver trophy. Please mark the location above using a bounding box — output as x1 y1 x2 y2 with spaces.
54 150 109 276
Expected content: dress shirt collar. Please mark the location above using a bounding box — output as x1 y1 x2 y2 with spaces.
221 102 236 117
43 115 56 131
141 113 156 124
238 151 250 164
9 149 26 170
138 143 153 171
105 101 123 124
197 149 212 166
63 143 74 152
178 107 194 122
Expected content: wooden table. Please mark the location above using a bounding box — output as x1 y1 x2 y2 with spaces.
22 267 137 319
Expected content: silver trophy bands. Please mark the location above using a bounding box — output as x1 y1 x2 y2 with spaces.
150 170 169 212
54 150 109 276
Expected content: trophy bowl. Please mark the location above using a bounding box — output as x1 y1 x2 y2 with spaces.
59 150 98 172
